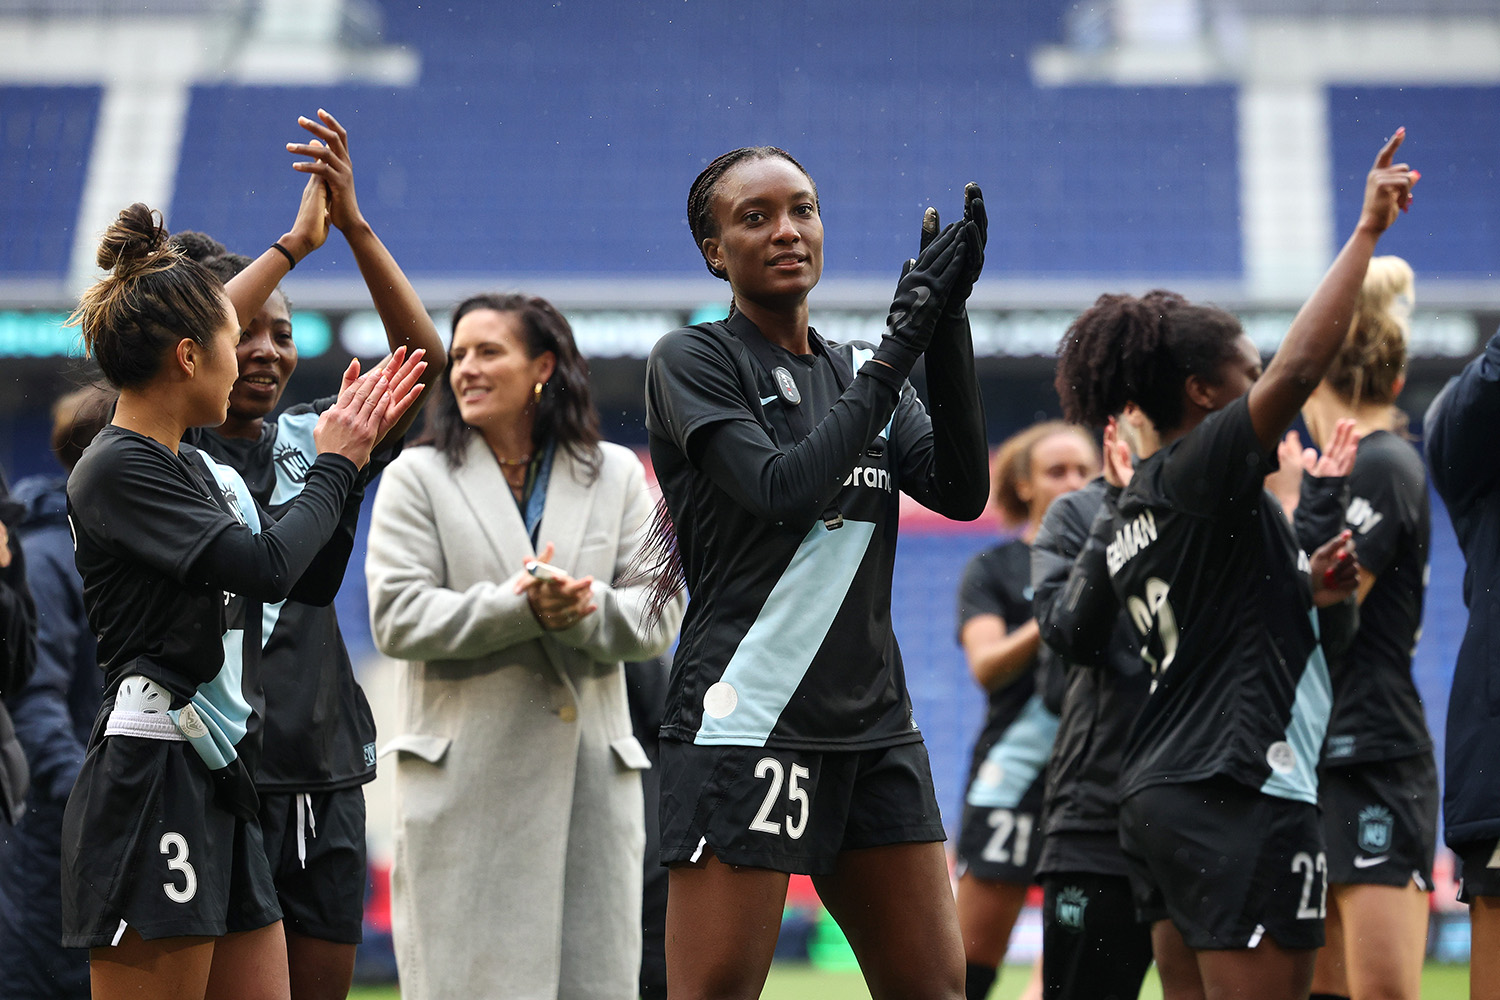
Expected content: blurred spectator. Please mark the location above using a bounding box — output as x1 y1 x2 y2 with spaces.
0 385 113 999
0 455 37 823
625 655 670 1000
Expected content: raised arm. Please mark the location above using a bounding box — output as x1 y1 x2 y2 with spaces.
222 172 330 330
1248 130 1418 451
190 351 425 603
897 184 990 521
288 109 445 447
662 217 973 525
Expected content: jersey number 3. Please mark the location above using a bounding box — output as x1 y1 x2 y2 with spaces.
749 758 811 840
160 832 198 904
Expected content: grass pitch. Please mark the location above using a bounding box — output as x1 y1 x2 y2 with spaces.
350 960 1471 998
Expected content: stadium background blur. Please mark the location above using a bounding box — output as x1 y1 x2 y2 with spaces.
1 0 1496 978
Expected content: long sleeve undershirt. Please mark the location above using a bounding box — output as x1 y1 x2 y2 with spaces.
188 453 360 606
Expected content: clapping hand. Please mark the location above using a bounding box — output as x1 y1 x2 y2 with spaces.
287 109 366 235
313 347 427 467
515 541 597 631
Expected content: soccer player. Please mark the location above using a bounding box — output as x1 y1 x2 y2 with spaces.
1031 414 1157 1000
953 421 1097 1000
1049 131 1416 1000
644 148 988 999
1296 257 1434 1000
60 198 423 1000
174 109 443 1000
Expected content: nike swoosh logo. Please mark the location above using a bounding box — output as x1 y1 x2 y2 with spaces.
1353 855 1389 868
760 395 778 406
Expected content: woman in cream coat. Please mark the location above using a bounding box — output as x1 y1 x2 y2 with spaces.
366 293 683 1000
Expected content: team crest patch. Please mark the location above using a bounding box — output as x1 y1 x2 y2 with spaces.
1358 805 1394 854
273 442 313 485
772 366 801 405
364 742 378 768
1055 886 1087 933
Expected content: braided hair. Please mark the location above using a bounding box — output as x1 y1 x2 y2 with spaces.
1322 256 1413 408
686 146 817 280
67 204 230 390
1054 290 1245 434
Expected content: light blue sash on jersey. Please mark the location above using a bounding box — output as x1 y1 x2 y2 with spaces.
965 694 1060 809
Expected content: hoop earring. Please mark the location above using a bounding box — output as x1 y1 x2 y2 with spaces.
533 381 543 405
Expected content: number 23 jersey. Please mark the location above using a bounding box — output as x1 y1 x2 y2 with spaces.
1106 395 1331 805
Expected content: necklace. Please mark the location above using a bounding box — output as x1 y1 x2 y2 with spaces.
496 453 532 468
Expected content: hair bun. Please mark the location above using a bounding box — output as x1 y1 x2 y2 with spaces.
96 203 172 274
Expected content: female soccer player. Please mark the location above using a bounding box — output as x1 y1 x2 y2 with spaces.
60 199 424 1000
644 147 989 1000
175 109 443 1000
1294 257 1435 1000
953 421 1097 1000
1031 414 1158 1000
1049 131 1416 1000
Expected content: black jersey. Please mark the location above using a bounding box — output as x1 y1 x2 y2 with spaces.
955 540 1044 786
1033 479 1153 846
187 399 382 791
645 312 987 750
68 428 268 781
1317 431 1431 765
1105 395 1331 805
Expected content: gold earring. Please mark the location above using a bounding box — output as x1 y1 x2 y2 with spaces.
533 381 543 404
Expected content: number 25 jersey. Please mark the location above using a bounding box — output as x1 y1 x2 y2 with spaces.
1106 395 1331 805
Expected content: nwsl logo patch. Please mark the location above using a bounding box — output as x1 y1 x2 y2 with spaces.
274 443 313 486
1358 805 1394 854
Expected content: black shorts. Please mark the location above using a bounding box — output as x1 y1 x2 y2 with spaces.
658 738 945 876
258 787 368 944
1036 829 1132 880
1119 778 1326 951
1040 871 1154 1000
1319 753 1437 889
954 798 1044 884
61 736 281 948
1453 837 1500 903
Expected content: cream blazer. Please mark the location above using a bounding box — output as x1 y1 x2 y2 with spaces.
365 436 683 1000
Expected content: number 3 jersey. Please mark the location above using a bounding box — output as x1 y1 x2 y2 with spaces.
1105 395 1331 805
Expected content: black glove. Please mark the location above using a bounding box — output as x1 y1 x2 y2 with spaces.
899 183 985 310
946 182 987 317
899 207 941 281
873 218 968 379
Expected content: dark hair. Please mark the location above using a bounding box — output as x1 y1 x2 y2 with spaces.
1053 290 1245 433
1324 255 1412 408
171 230 254 284
418 293 602 478
991 421 1098 526
50 384 117 472
687 146 817 281
170 230 288 315
66 204 230 390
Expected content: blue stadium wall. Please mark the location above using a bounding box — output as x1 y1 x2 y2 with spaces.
2 0 1493 836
